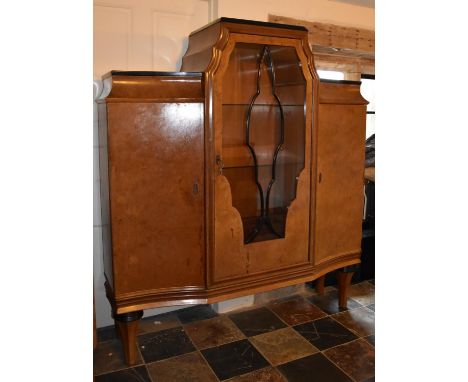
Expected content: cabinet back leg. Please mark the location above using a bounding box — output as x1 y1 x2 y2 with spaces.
315 275 325 294
115 311 143 366
337 271 354 309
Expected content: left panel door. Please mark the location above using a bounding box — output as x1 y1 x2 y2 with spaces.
107 102 205 296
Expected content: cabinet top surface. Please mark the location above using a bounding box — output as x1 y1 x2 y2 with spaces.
319 79 361 85
103 70 203 79
190 17 308 36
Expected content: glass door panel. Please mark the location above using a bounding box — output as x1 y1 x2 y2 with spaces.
221 43 306 244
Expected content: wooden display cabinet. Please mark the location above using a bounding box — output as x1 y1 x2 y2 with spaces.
97 17 367 365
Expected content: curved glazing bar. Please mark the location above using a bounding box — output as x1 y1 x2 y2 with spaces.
244 45 285 244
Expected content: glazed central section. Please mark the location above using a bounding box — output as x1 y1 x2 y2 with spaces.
221 43 306 244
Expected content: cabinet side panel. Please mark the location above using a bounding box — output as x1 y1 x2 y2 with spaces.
314 103 366 264
98 102 114 289
107 102 205 295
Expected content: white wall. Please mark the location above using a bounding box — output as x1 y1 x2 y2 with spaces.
218 0 374 30
93 0 374 328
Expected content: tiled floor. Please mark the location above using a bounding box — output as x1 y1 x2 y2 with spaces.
94 280 375 382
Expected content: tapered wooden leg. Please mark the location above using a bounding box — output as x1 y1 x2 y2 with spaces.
337 270 354 309
115 311 143 366
315 276 325 294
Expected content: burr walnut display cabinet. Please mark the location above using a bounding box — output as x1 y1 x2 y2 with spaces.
97 17 368 365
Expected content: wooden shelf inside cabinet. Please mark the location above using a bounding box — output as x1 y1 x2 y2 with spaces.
98 17 367 366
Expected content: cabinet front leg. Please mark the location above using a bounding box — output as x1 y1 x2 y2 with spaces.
337 267 356 309
315 275 325 294
115 311 143 366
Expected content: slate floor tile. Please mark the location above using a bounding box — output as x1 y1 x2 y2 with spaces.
137 326 195 363
176 304 218 324
95 366 151 382
277 353 353 382
184 315 245 349
307 290 362 315
268 296 327 326
97 325 118 343
364 334 375 346
146 351 218 382
228 307 287 337
348 282 375 306
94 339 143 376
138 311 181 335
293 316 357 350
332 307 375 337
250 327 318 366
323 338 375 382
201 339 269 380
226 366 287 381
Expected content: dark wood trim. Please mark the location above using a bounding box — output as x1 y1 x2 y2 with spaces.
103 70 203 79
189 17 308 37
319 79 361 85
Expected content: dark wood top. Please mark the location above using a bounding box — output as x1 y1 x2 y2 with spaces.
103 70 203 79
189 17 308 36
319 79 362 85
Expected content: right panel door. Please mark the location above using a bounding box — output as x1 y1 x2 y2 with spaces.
314 81 367 265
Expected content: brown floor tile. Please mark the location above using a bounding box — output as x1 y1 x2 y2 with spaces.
95 366 151 382
139 311 181 335
348 281 375 306
94 339 143 376
185 316 245 349
146 351 218 382
324 338 375 382
250 327 319 366
332 307 375 337
226 366 287 381
268 297 327 326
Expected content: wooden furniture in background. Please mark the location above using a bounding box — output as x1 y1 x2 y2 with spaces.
97 17 367 365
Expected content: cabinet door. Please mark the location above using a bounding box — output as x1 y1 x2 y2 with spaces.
106 102 206 295
314 86 367 265
211 36 316 284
